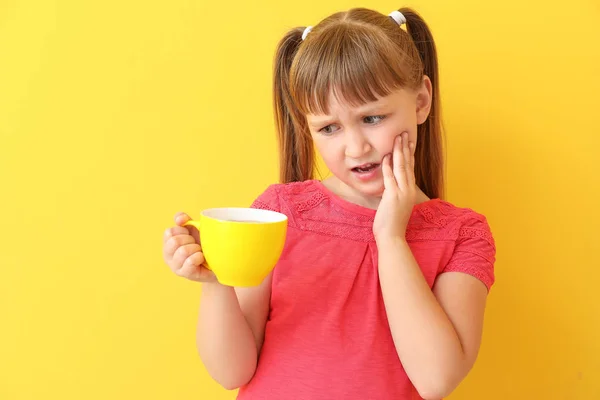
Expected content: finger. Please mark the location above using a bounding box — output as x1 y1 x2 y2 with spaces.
408 141 416 185
174 212 200 243
172 243 202 268
401 133 412 187
177 251 206 276
185 251 206 267
164 234 196 259
178 253 216 282
402 133 411 171
381 154 397 190
163 226 190 242
174 212 191 226
393 134 408 188
184 264 216 282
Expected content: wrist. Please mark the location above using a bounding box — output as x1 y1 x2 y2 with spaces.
201 280 231 295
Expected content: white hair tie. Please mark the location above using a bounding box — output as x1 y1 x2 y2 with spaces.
388 10 406 26
302 26 313 41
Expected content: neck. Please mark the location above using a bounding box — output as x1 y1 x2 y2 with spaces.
322 177 431 210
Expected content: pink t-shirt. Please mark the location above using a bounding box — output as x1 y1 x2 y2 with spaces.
237 180 496 400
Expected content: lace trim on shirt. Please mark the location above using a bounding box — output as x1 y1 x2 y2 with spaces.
298 195 375 242
258 181 494 246
295 191 328 213
289 190 452 243
252 200 277 212
420 205 450 228
459 226 495 246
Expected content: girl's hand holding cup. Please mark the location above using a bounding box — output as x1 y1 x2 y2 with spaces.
163 207 288 287
163 212 217 283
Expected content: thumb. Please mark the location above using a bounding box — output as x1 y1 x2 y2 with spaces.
174 212 191 226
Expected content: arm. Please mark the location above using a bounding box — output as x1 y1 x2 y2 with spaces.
197 272 272 390
378 238 488 400
373 134 490 399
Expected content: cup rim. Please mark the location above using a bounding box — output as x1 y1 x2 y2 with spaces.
200 207 288 224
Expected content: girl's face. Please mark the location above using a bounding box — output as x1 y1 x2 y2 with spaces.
306 79 432 206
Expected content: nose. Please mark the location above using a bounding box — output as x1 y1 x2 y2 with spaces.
344 128 371 159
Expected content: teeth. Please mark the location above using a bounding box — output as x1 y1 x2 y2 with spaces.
355 164 376 172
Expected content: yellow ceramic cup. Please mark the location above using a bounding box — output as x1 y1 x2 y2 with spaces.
184 207 287 287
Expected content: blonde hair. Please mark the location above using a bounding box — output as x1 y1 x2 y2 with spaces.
273 7 444 199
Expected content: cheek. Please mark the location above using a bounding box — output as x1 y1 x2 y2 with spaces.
313 138 343 166
377 127 408 154
382 123 418 151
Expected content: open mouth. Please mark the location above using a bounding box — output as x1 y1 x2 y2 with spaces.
352 163 380 173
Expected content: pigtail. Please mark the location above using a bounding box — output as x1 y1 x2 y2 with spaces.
273 28 315 183
399 8 445 200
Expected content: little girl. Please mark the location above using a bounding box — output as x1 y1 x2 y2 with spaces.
163 6 496 400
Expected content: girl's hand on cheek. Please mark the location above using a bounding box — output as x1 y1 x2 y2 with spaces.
373 132 417 242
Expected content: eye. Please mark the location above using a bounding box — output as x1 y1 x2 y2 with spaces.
318 124 340 135
363 115 386 124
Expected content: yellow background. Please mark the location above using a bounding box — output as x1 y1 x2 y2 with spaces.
1 0 599 399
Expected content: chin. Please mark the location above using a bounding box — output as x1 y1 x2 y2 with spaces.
347 178 385 198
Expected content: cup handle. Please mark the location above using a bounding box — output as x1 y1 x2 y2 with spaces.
182 219 211 271
183 219 201 230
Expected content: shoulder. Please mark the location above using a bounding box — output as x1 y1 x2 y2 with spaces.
424 200 497 289
252 180 374 241
250 180 324 214
412 199 495 247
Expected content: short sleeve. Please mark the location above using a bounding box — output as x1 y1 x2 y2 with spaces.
442 215 496 290
250 184 281 213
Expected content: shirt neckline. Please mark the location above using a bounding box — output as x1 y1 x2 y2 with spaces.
313 179 442 219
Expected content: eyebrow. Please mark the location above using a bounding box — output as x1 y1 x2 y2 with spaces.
307 102 387 127
307 116 335 127
355 103 386 115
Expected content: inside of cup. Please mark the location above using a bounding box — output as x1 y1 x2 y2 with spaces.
202 208 287 223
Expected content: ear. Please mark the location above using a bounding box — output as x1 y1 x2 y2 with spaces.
415 75 433 125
